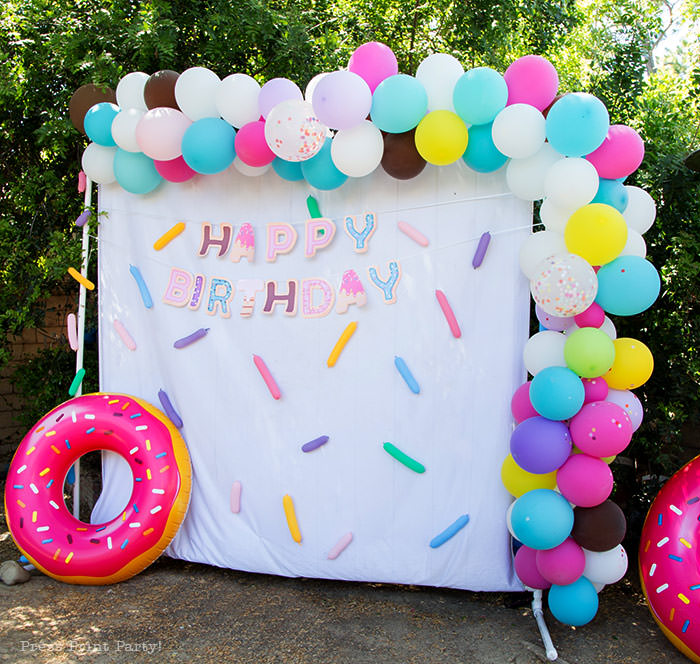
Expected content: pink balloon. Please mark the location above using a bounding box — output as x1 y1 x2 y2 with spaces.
504 55 558 111
557 454 614 507
582 377 609 404
511 382 538 423
348 41 398 93
514 545 551 589
258 78 303 118
235 120 275 167
536 304 574 331
135 107 192 161
574 302 605 328
586 124 645 179
569 400 633 457
154 155 197 183
535 537 585 585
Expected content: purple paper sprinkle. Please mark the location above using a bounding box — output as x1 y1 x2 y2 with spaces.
75 209 92 227
472 232 491 268
158 389 183 429
302 435 329 453
173 328 209 349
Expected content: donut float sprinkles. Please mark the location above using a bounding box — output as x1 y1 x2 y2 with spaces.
4 393 191 585
639 455 700 663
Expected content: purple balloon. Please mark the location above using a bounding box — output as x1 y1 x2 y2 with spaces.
312 70 372 130
510 416 572 474
536 304 574 332
258 78 303 118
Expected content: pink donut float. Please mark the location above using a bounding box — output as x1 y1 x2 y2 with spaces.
4 393 191 585
639 454 700 663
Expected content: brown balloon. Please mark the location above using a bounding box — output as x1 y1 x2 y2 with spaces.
381 129 426 180
542 93 566 119
69 84 117 135
144 70 180 110
571 499 626 552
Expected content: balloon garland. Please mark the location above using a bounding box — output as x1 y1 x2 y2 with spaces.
70 43 660 627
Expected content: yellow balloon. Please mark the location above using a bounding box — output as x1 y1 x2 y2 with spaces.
572 445 615 464
500 454 557 498
605 337 654 389
564 203 628 266
414 110 468 166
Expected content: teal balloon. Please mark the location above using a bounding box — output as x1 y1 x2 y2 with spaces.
370 74 428 133
453 67 507 126
272 157 304 181
511 489 574 550
529 366 585 420
182 118 236 174
84 102 119 147
548 577 599 626
592 178 629 212
546 93 609 157
596 256 660 316
301 140 348 190
462 123 508 173
113 149 162 194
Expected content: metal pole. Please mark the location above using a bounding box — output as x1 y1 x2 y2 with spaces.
532 589 558 661
72 176 93 519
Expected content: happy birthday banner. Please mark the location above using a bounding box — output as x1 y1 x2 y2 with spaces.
93 162 531 591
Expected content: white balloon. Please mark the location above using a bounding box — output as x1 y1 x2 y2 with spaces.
492 104 545 159
523 330 567 375
116 72 149 110
175 67 221 121
582 546 628 585
519 230 567 280
81 143 116 184
544 158 599 210
619 228 647 257
305 72 329 104
233 157 270 176
416 53 464 112
506 502 517 539
539 198 574 234
566 315 617 340
506 143 561 201
216 74 260 128
623 186 656 234
330 121 384 177
110 108 145 152
591 581 606 593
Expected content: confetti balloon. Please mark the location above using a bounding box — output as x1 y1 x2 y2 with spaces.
530 253 598 318
264 99 327 162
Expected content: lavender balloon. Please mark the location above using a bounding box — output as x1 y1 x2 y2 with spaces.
312 71 372 130
258 78 303 118
510 416 572 474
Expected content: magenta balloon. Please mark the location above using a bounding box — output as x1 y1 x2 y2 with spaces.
586 124 645 179
511 382 538 423
582 377 608 404
348 41 398 93
504 55 558 111
514 545 551 589
574 302 605 328
312 70 372 130
154 155 197 182
535 537 585 586
258 78 303 118
569 400 633 457
235 120 275 167
557 454 613 507
135 107 192 161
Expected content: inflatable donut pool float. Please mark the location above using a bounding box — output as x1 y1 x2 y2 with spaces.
4 393 191 585
639 454 700 663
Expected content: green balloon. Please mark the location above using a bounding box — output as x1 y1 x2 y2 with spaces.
564 327 615 378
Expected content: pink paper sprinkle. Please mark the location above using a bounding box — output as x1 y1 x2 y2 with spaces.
253 354 281 400
435 289 462 338
230 481 242 514
113 319 136 351
397 221 429 247
327 532 353 560
66 313 78 351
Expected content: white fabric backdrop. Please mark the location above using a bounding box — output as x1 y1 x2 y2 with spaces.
93 161 530 591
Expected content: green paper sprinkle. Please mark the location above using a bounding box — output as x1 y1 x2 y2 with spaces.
306 195 322 218
383 442 425 473
68 368 86 397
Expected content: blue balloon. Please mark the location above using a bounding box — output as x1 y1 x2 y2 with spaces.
545 93 609 157
272 157 304 181
596 256 661 316
370 74 428 133
529 366 585 421
511 489 574 551
462 123 508 173
113 149 163 195
301 140 348 190
453 67 508 126
592 178 629 212
182 118 236 174
84 102 119 147
548 577 599 626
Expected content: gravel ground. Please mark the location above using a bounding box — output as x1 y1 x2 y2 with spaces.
0 480 689 664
